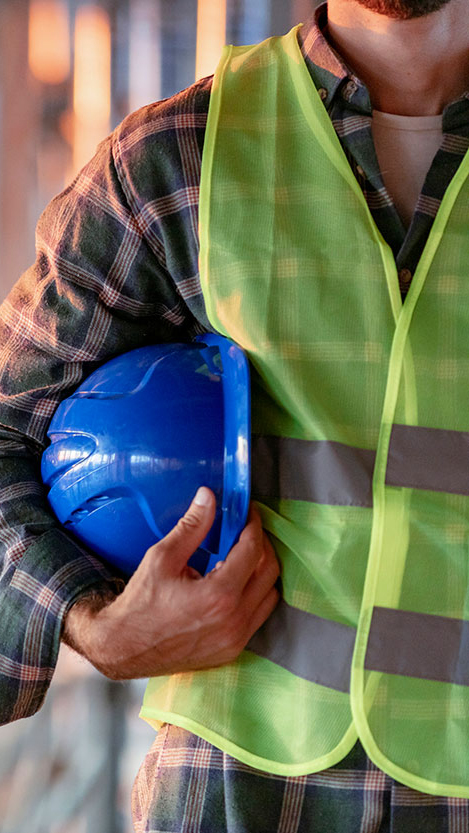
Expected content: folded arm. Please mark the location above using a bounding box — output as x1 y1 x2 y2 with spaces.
0 112 197 723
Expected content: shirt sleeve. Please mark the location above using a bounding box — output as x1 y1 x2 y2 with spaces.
0 86 209 724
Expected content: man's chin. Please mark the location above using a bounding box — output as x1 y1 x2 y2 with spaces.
350 0 453 19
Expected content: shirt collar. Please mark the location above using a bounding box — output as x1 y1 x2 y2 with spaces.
297 2 469 125
297 2 372 114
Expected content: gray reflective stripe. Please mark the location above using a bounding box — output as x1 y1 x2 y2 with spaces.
246 599 356 692
365 607 469 686
251 435 375 507
386 424 469 496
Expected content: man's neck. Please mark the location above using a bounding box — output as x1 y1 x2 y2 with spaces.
326 0 469 115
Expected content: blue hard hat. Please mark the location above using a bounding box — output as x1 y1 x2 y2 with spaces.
41 334 250 576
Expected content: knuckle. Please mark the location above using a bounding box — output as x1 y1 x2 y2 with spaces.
247 503 262 525
244 526 261 547
240 523 259 545
176 510 202 535
253 555 280 587
240 531 261 559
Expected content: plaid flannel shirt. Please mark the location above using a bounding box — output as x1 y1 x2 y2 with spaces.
1 3 469 733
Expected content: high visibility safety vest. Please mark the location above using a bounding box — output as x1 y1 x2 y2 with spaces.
140 27 469 797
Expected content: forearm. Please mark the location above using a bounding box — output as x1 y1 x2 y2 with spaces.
61 585 119 658
0 429 124 723
0 85 216 714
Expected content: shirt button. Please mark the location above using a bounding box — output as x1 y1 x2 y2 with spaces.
356 164 365 177
318 87 327 102
343 80 358 101
399 268 412 285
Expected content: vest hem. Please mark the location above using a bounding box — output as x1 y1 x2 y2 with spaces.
352 697 469 798
138 706 358 777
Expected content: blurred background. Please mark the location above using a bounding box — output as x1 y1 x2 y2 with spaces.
0 1 316 831
0 0 316 302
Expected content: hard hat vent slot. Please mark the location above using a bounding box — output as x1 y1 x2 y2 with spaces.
71 391 128 401
42 433 96 487
66 493 115 523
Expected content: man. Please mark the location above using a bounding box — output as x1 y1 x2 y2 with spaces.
1 0 468 829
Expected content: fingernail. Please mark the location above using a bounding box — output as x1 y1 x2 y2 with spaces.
194 486 211 506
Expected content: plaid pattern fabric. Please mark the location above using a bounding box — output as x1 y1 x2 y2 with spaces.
131 725 469 833
0 0 469 823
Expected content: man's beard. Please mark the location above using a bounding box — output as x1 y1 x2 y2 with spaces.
351 0 453 18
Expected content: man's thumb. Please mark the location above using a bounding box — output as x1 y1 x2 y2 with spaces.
153 486 217 572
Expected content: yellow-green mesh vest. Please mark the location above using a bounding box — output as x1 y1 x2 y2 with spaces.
140 27 469 796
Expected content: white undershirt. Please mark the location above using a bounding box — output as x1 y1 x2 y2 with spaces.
371 109 443 228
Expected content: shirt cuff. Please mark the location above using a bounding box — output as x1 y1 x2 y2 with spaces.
0 528 125 724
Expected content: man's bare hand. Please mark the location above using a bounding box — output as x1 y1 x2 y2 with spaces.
62 487 280 680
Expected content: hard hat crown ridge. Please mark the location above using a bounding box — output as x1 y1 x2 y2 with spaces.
41 334 251 576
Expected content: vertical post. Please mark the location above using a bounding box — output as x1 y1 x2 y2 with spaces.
28 0 70 85
128 0 162 111
72 5 111 175
195 0 227 82
0 1 38 301
237 0 270 43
